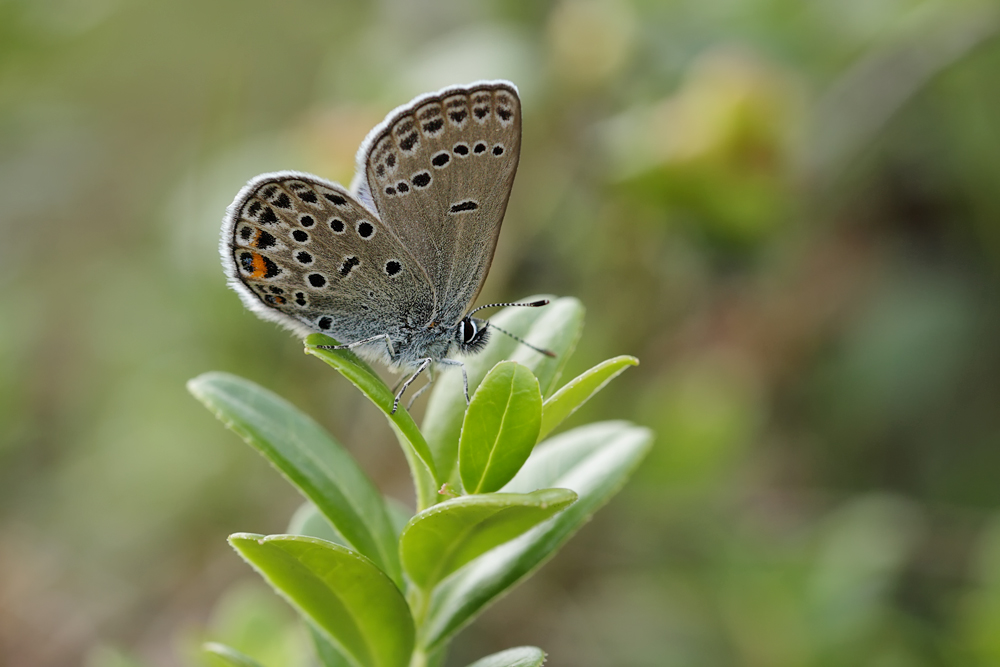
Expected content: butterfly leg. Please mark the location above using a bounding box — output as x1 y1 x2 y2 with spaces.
437 358 470 405
393 357 432 414
318 334 395 360
406 366 435 410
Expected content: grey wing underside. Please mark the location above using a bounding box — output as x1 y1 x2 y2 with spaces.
221 171 436 347
356 81 521 325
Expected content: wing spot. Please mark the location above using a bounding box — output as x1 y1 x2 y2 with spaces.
400 132 419 152
339 256 360 277
324 193 348 206
453 143 470 156
307 273 327 288
297 190 318 203
449 200 479 213
259 206 279 224
239 251 282 279
330 218 345 233
492 144 504 156
295 251 313 265
272 193 292 209
448 109 467 124
252 229 277 249
357 221 375 239
385 260 401 277
385 186 396 195
396 181 410 194
422 118 444 134
292 229 309 243
474 142 487 154
264 294 286 305
239 226 253 241
317 316 333 330
412 171 431 188
295 292 307 306
246 201 262 217
299 215 314 227
432 151 451 168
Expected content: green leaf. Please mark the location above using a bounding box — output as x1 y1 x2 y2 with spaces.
308 623 354 667
203 643 268 667
420 421 653 650
423 297 585 485
400 488 577 592
188 373 401 585
304 336 439 510
288 502 347 547
539 355 638 441
465 647 546 667
459 362 542 494
229 534 414 667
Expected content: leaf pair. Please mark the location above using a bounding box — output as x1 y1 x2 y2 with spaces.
209 420 650 666
458 354 640 495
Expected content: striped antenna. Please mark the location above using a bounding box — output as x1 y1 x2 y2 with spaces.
488 322 557 358
468 299 549 317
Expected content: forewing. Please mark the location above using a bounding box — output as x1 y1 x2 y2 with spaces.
361 81 521 324
221 171 435 345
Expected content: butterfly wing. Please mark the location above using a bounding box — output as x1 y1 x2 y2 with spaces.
357 81 521 325
221 171 436 355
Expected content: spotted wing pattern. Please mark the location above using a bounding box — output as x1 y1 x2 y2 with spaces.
360 81 521 324
222 171 435 353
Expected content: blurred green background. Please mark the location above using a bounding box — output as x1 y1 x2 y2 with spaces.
3 0 1000 665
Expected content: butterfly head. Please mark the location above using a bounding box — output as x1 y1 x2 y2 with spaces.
456 316 491 355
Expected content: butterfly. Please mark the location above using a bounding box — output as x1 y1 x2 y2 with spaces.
221 80 552 412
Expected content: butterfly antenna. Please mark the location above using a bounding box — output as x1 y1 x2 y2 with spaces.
467 299 549 317
488 323 557 358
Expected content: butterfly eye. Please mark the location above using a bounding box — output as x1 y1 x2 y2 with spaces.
459 319 477 344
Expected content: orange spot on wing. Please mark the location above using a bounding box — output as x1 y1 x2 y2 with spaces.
249 252 267 279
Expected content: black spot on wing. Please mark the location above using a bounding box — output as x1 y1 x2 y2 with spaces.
339 256 360 277
259 206 278 224
449 200 478 213
400 132 418 151
252 230 277 249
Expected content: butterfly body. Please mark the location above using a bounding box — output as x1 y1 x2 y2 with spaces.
221 81 544 410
